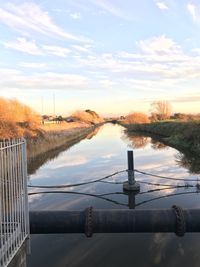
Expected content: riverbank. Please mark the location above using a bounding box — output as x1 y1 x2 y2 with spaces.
122 121 200 156
27 122 99 160
27 122 101 174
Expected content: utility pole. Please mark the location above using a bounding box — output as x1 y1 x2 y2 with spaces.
53 93 56 117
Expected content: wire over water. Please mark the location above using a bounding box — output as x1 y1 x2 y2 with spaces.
28 170 127 189
135 169 200 182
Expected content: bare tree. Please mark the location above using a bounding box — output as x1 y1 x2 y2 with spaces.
151 101 172 120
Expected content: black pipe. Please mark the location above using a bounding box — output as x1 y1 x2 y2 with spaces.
29 208 200 235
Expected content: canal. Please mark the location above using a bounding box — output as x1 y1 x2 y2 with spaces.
26 123 200 267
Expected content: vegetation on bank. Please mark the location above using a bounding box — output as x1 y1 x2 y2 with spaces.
0 97 104 139
27 125 98 169
72 109 104 124
0 97 104 163
123 121 200 155
0 97 40 138
122 112 150 124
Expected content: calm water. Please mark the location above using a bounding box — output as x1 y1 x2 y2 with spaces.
26 123 200 267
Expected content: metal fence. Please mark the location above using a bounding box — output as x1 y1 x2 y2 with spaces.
0 138 29 267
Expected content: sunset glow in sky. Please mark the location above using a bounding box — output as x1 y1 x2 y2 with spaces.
0 0 200 115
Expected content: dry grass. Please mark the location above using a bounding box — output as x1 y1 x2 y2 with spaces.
0 97 40 138
40 121 89 133
72 110 104 124
123 112 150 124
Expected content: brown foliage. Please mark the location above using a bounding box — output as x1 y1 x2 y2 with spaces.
0 97 40 138
151 101 172 120
72 110 104 124
124 112 150 124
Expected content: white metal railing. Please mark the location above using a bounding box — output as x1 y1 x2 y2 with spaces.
0 138 29 267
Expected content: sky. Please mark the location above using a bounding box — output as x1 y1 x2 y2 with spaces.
0 0 200 116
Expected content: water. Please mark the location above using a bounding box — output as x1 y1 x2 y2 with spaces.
26 123 200 267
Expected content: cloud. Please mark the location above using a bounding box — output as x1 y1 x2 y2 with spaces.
4 37 72 57
4 37 43 55
19 62 46 68
171 95 200 103
0 2 90 42
0 68 90 90
72 44 91 53
187 3 199 22
74 35 200 83
89 0 131 20
99 79 116 87
70 12 81 19
137 35 180 55
156 2 168 10
42 45 71 57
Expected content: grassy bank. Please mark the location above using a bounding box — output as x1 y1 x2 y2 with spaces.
122 121 200 155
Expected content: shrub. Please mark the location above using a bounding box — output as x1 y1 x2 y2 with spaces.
72 110 104 124
0 97 40 138
124 112 150 124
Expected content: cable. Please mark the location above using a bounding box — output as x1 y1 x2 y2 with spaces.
135 169 199 182
136 190 200 207
28 170 126 189
28 190 127 207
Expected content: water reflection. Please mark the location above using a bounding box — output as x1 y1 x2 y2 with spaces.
122 132 149 149
27 126 100 175
125 130 200 174
27 123 200 267
175 152 200 174
151 140 168 150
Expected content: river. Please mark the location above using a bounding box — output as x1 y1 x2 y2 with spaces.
26 123 200 267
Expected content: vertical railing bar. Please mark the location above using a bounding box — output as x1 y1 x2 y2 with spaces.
19 138 24 243
2 140 6 266
6 140 11 257
12 139 17 250
16 139 20 250
18 138 22 244
0 141 4 267
22 138 29 242
11 139 16 253
7 139 12 261
5 143 9 264
9 139 13 258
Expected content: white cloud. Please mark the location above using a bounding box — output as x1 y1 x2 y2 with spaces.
74 35 200 82
4 37 72 57
0 69 90 90
4 37 43 55
19 62 46 68
42 45 71 57
0 2 90 42
137 35 180 55
89 0 130 20
187 3 200 23
72 45 90 53
99 79 116 87
70 12 81 19
156 2 168 10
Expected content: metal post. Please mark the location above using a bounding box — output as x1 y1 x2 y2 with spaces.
123 150 140 191
127 150 134 185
